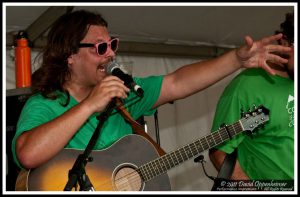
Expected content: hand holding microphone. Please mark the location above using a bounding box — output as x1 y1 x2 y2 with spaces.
106 60 144 97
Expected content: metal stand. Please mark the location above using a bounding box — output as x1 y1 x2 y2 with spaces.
64 99 116 191
154 110 160 145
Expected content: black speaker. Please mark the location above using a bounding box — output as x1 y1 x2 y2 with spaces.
6 87 31 191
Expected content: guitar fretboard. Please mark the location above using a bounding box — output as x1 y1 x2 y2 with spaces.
137 120 243 182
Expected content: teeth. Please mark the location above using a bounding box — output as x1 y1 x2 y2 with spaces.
97 65 105 72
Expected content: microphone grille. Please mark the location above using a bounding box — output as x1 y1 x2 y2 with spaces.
106 61 120 74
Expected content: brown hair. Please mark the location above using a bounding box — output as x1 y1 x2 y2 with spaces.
276 12 294 45
32 10 108 104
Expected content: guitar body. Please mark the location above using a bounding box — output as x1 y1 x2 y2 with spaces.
15 135 171 191
15 105 269 191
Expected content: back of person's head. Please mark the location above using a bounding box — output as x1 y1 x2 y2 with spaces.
276 12 294 45
32 10 108 99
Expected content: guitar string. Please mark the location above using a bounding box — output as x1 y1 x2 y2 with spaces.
91 169 143 190
105 123 243 189
90 123 244 190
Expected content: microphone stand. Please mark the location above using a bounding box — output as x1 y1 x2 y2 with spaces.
64 99 116 191
154 110 160 146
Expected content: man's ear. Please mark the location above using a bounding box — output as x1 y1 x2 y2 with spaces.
67 55 74 66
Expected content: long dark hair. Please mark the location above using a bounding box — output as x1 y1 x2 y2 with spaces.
32 10 108 105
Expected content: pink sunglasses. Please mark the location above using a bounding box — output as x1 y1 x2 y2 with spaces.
78 37 119 56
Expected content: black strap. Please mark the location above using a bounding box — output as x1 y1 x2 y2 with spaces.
211 148 237 191
217 148 237 179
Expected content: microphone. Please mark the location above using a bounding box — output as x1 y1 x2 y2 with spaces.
106 61 144 97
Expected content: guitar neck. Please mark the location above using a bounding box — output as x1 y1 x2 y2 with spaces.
138 120 244 182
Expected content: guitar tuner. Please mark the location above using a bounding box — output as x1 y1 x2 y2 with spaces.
240 109 245 117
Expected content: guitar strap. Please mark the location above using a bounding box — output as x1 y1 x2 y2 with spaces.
217 148 237 179
115 98 166 156
211 148 237 191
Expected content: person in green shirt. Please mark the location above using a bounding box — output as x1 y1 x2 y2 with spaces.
12 9 291 174
209 12 294 180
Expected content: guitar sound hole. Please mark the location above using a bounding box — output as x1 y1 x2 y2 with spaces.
113 164 144 191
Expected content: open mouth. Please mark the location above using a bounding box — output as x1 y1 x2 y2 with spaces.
97 61 112 73
97 65 106 72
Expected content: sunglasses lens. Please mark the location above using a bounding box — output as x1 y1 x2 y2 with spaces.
96 39 119 55
97 43 108 55
111 39 118 52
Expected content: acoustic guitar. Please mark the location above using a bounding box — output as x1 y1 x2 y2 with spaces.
15 105 269 191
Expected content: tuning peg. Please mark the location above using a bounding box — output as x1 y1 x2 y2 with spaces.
240 109 246 117
241 108 252 118
219 123 226 129
252 111 257 116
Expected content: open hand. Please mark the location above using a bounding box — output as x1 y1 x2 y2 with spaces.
236 33 292 75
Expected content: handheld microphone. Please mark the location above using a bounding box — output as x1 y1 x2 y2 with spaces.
106 61 144 97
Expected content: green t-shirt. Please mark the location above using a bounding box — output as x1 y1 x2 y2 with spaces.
211 68 294 180
12 76 164 169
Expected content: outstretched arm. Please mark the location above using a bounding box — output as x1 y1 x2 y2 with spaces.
153 34 291 108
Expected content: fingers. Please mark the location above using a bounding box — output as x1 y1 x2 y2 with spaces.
244 35 254 49
266 44 292 53
103 85 130 99
238 33 291 75
265 45 291 67
262 63 276 76
260 33 283 45
235 36 254 62
100 76 130 99
258 52 288 76
86 76 131 113
260 52 288 76
267 53 289 64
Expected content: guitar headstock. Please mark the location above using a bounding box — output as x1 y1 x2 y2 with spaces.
240 105 270 133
